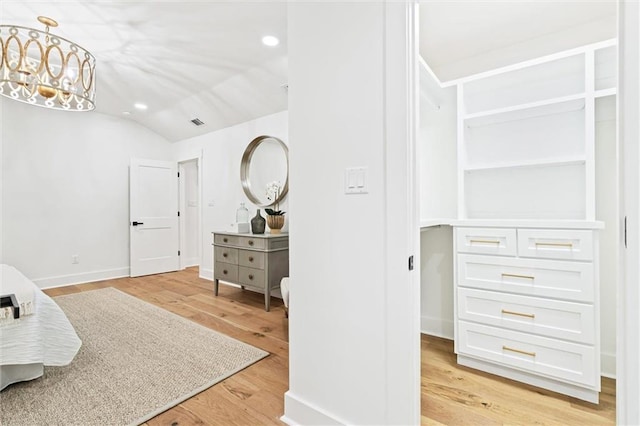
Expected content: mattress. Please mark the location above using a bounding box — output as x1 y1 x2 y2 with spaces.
0 265 81 390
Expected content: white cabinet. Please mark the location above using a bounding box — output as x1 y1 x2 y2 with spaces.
450 40 615 404
454 226 600 403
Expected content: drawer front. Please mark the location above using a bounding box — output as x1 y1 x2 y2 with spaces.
214 247 238 265
214 262 238 282
458 287 595 344
517 229 594 261
238 267 266 287
238 250 265 269
237 236 265 250
456 227 517 256
457 321 597 387
457 254 594 302
214 234 239 246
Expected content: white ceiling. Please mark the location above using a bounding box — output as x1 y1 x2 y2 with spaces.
1 1 618 142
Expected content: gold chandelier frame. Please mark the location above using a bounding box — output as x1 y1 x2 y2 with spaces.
0 16 96 111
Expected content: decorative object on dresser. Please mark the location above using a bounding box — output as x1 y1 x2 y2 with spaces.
235 202 250 233
451 40 616 403
265 180 286 234
251 209 266 234
213 231 289 311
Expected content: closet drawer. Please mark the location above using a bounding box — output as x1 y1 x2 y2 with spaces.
456 227 517 256
214 247 238 265
517 229 594 261
214 262 238 282
457 254 594 302
457 287 595 344
238 267 266 288
238 250 265 269
457 321 598 387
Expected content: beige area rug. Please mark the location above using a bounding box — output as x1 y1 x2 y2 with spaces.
0 287 269 426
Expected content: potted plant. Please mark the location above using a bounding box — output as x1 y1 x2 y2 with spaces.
265 181 285 234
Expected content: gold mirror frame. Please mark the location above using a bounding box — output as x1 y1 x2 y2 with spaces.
240 135 289 208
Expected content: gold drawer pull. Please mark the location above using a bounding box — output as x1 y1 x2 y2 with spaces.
248 274 254 280
248 256 254 262
248 240 254 246
535 242 573 248
222 253 228 258
501 309 535 319
503 345 536 357
501 273 534 280
470 239 500 245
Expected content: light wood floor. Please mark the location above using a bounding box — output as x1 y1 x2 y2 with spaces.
45 268 615 425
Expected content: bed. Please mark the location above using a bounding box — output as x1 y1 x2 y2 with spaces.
0 264 81 390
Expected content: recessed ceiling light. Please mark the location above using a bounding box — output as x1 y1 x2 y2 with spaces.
262 35 279 47
134 103 148 110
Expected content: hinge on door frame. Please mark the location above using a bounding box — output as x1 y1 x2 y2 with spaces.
624 216 627 248
178 250 181 256
408 255 414 271
177 171 180 178
178 211 180 217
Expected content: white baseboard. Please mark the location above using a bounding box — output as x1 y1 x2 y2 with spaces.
199 268 213 281
420 315 454 339
181 258 199 268
282 391 346 425
34 267 130 289
601 351 616 379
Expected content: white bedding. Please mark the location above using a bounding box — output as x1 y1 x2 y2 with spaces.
0 265 81 390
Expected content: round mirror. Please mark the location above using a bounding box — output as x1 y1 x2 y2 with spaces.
240 135 289 208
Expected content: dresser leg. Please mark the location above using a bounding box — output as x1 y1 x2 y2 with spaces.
214 279 219 296
265 291 270 312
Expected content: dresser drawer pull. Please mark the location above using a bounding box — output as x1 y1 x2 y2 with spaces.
535 242 573 248
223 269 228 275
501 273 535 280
223 253 228 258
502 345 536 357
248 274 254 280
470 239 500 245
248 256 254 262
501 309 535 319
248 240 254 246
223 237 228 243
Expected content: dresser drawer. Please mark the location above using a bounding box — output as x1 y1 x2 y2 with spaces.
457 287 596 344
517 229 594 261
214 262 238 282
456 227 517 256
239 266 266 288
457 321 598 387
214 234 239 246
238 250 265 269
237 236 265 250
214 247 238 265
457 254 594 302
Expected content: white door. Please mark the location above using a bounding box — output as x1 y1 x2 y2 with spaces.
129 159 179 277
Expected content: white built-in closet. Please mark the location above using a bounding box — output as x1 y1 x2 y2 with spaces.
419 40 618 404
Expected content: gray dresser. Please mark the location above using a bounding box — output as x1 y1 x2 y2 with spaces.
212 231 289 311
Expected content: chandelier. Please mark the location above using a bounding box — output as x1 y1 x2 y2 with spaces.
0 16 96 111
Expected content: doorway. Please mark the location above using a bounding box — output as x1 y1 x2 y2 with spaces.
178 158 201 270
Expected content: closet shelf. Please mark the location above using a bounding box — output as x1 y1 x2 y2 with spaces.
594 87 617 98
463 158 586 173
463 94 585 127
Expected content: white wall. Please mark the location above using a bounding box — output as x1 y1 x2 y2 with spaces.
1 99 172 287
172 110 288 281
285 2 419 425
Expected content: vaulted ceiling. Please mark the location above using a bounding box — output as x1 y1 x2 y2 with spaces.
1 1 617 142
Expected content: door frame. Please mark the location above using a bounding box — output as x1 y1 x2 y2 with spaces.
177 154 202 272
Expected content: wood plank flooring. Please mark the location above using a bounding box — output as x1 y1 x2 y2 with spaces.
44 268 615 425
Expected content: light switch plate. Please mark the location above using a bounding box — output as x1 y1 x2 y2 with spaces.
345 167 368 194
